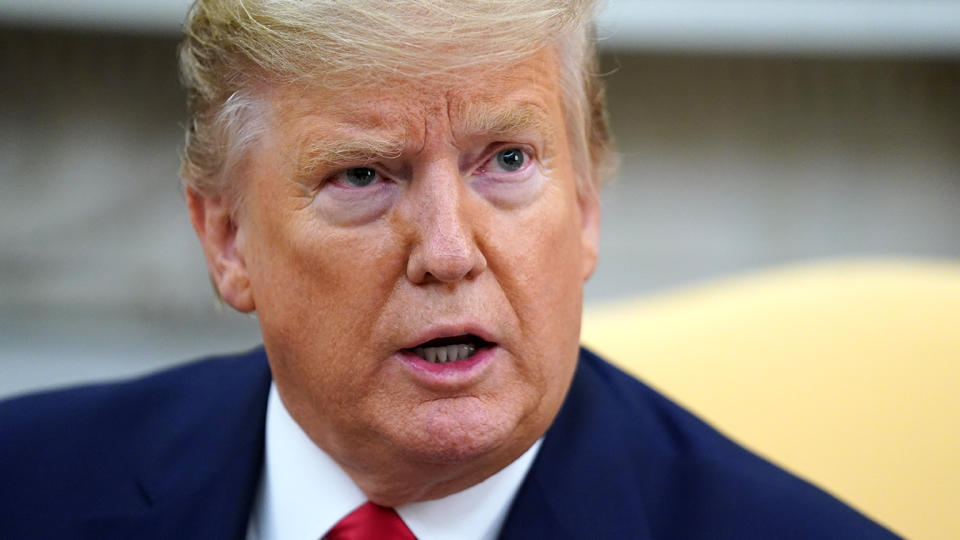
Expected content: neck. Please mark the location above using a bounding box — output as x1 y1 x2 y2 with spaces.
334 436 538 507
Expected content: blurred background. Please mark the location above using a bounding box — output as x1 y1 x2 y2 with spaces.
2 0 959 397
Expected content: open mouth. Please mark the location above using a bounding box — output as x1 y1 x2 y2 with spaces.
405 334 494 364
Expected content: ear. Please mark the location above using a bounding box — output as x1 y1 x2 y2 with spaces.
185 186 255 313
578 189 601 281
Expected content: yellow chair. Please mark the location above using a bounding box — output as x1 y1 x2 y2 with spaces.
582 258 960 540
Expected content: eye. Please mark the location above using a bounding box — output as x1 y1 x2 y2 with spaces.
342 167 378 187
494 148 525 172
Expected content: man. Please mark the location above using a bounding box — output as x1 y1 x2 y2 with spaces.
0 1 898 538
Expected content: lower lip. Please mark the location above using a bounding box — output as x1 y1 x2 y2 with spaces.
395 345 497 385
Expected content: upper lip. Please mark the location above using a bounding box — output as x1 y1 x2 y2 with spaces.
400 322 497 351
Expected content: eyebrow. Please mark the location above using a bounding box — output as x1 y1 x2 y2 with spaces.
456 101 552 139
294 135 406 180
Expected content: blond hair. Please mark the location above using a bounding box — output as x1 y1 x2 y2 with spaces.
179 0 615 198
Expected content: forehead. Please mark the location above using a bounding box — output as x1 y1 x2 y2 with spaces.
266 48 566 151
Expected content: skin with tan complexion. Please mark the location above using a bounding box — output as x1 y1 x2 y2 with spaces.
186 48 599 506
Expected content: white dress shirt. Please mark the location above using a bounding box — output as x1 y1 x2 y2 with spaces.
247 384 542 540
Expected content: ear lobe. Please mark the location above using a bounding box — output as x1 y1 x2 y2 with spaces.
185 187 255 313
578 190 601 281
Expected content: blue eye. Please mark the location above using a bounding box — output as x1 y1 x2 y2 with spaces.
344 167 377 187
495 148 525 172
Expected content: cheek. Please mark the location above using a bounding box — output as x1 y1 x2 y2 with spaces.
246 207 405 366
251 219 414 443
487 185 585 373
498 189 584 306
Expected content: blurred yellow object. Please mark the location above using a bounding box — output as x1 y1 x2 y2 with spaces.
582 258 960 540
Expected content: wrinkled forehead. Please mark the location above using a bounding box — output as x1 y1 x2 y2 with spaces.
263 47 569 154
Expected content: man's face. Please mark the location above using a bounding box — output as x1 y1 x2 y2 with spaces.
201 48 599 499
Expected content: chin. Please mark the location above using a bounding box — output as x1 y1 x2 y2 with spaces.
395 395 531 465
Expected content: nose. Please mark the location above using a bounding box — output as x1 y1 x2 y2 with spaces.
404 162 487 285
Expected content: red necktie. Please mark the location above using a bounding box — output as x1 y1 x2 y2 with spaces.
325 501 417 540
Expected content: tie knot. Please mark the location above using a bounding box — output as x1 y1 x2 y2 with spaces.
325 501 417 540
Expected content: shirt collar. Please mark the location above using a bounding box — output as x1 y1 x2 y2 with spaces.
250 383 542 540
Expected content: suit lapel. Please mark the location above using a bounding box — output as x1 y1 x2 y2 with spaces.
132 347 273 539
499 348 655 539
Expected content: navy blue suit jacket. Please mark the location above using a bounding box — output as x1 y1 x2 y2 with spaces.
0 347 898 539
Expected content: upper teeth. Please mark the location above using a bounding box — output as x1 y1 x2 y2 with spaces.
414 344 477 364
